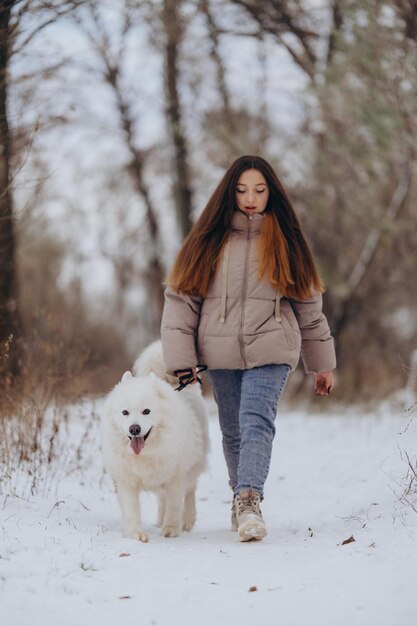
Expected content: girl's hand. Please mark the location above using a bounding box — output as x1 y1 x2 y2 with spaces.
314 371 334 396
173 366 201 391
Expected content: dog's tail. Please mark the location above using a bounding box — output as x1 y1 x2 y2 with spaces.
132 340 177 385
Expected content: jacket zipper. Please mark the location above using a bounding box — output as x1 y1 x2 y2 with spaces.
238 215 252 368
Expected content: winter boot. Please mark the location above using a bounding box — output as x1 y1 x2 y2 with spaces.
231 500 238 531
234 489 267 542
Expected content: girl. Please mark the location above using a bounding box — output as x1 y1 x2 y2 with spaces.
161 155 336 542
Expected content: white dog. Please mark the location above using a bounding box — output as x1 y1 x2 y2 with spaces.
101 340 209 542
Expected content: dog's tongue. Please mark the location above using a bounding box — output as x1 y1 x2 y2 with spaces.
130 436 145 455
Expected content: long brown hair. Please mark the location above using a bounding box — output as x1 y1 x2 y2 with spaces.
166 155 324 299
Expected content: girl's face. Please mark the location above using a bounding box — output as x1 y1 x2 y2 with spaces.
235 169 269 215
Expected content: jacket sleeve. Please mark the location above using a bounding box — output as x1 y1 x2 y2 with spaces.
288 291 336 374
160 286 203 375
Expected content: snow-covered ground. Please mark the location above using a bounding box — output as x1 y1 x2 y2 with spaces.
1 397 416 626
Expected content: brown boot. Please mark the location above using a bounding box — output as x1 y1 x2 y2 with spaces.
234 489 267 542
231 499 238 531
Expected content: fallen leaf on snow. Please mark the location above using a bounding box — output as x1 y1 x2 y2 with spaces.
341 535 356 545
119 553 130 557
119 596 131 600
248 586 258 592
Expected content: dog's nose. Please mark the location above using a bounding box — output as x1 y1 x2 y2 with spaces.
129 424 141 436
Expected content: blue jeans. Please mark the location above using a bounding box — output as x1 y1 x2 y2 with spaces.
207 364 290 497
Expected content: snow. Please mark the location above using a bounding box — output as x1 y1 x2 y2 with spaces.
1 398 416 626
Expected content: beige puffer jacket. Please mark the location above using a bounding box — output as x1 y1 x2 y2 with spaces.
161 210 336 375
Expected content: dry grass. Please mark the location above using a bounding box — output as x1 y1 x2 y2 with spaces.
394 407 417 517
0 216 138 498
0 313 122 499
0 400 100 500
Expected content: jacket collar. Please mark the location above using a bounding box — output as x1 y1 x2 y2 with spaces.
231 209 266 233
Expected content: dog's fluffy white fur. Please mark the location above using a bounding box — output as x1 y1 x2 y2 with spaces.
101 340 209 542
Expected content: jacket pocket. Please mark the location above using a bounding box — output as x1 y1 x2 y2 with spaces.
280 311 299 350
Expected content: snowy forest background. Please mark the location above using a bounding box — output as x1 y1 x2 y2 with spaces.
1 0 417 405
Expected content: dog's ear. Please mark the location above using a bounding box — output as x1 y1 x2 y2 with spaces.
121 370 133 383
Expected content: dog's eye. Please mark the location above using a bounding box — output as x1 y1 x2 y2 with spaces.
122 410 129 416
142 408 150 415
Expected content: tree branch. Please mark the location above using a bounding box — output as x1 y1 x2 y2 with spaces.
10 1 86 56
333 164 412 335
229 0 318 77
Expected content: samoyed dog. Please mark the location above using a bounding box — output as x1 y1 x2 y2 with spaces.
101 340 209 542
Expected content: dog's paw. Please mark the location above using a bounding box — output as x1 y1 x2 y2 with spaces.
182 520 195 532
129 530 149 543
161 525 180 538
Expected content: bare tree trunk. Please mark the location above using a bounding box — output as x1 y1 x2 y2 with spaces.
333 164 412 337
0 0 20 379
326 0 343 69
110 72 165 336
255 28 269 147
86 3 165 335
161 0 193 238
393 0 417 40
199 0 234 124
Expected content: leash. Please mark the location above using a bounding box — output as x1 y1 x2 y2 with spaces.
174 365 207 391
